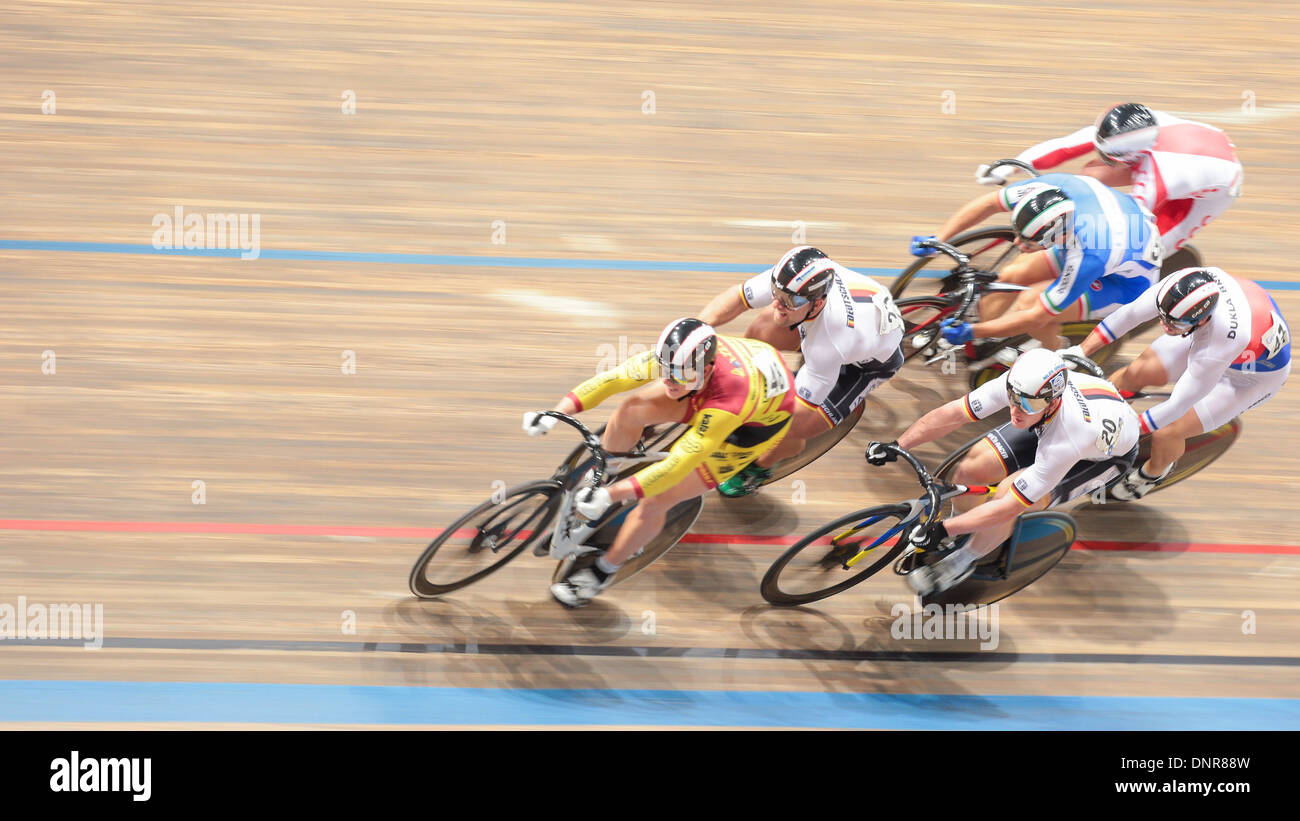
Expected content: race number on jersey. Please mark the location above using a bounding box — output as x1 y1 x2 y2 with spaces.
753 348 791 399
873 291 903 335
1262 314 1290 359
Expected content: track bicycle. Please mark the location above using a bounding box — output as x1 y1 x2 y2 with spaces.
409 413 702 598
759 443 1086 608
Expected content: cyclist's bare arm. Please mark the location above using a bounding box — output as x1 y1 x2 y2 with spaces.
973 298 1054 339
937 191 1005 241
605 407 741 503
897 399 971 451
1078 286 1159 357
698 283 750 328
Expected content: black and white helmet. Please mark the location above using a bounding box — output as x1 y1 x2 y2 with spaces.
656 317 718 389
771 246 835 307
1094 103 1158 164
1012 187 1075 247
1156 268 1220 336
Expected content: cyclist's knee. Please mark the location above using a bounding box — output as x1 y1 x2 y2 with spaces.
1123 347 1169 390
612 393 670 428
954 446 1005 485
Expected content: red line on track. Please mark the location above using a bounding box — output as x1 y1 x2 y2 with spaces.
0 519 1295 555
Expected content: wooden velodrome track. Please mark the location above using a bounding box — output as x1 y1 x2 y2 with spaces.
0 1 1298 729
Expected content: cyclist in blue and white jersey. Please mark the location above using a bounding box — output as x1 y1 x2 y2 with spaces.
914 173 1163 352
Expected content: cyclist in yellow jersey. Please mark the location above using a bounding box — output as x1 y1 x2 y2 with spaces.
524 318 797 607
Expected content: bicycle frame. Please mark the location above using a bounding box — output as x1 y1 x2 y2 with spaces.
539 412 674 559
834 480 993 571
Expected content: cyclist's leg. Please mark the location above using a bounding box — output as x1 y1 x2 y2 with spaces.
1147 362 1290 475
1159 188 1238 253
601 468 711 566
603 380 691 453
744 308 802 352
979 251 1057 321
994 280 1079 348
965 467 1050 560
757 399 831 465
1109 333 1186 394
1079 159 1134 187
952 422 1035 511
757 351 901 467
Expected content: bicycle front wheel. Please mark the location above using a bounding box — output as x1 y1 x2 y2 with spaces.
410 480 561 598
761 504 912 606
891 227 1020 300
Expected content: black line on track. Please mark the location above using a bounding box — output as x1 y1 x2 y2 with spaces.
3 637 1299 666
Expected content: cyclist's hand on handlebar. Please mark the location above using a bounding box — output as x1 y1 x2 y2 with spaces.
523 411 558 437
940 318 974 344
1059 346 1105 378
865 440 899 467
574 486 612 521
975 163 1015 185
1059 344 1086 363
908 520 949 551
909 235 939 257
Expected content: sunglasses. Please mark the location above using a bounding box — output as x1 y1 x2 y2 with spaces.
1006 385 1054 414
1161 317 1198 335
773 288 811 311
658 356 705 389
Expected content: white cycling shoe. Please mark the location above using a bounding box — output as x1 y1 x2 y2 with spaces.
549 567 610 608
1109 463 1173 501
907 552 976 596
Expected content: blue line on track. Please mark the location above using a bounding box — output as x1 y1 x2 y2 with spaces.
3 239 1298 290
2 681 1296 729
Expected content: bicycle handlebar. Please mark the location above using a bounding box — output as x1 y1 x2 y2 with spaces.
982 158 1041 178
537 411 609 490
913 238 971 269
1061 352 1105 379
877 442 943 534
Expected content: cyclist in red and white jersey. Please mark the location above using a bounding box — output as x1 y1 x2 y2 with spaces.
982 103 1242 252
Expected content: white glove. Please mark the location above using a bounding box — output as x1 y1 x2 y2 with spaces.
574 486 612 521
1058 345 1086 365
975 163 1016 186
522 412 558 437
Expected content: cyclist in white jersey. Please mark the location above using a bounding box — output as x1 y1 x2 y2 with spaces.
1065 267 1290 499
700 246 904 496
981 103 1242 253
868 348 1139 594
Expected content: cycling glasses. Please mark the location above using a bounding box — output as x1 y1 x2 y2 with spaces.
1006 384 1054 414
773 288 811 311
658 355 705 389
1160 316 1202 335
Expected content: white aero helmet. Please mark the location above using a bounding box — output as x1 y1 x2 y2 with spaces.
1006 348 1069 414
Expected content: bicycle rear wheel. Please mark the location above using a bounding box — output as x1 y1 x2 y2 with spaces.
551 494 705 589
891 227 1020 300
924 512 1076 608
1094 417 1241 503
761 504 912 606
762 401 866 484
410 480 561 598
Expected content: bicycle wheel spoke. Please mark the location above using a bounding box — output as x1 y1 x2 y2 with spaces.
411 482 559 596
762 505 910 605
